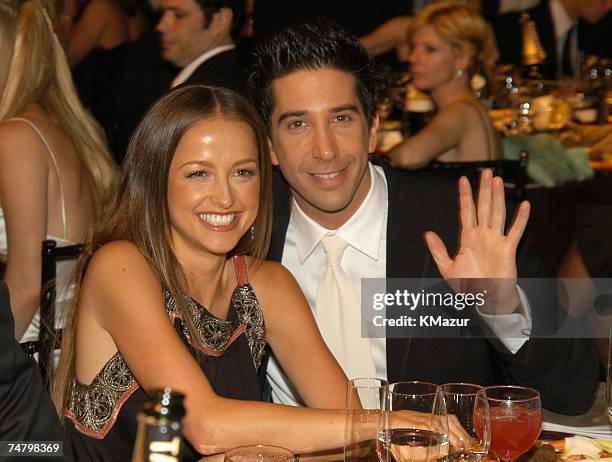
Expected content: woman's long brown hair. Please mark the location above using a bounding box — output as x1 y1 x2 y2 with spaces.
53 85 273 416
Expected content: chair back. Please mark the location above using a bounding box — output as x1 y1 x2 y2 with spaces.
20 239 82 390
420 150 529 202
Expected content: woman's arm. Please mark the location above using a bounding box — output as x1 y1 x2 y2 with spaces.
82 242 349 456
66 0 112 66
387 101 471 169
250 260 348 409
360 16 412 57
0 122 50 338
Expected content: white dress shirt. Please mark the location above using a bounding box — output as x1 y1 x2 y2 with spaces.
171 44 236 88
267 163 532 406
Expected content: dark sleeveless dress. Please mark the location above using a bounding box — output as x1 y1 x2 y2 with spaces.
65 256 267 461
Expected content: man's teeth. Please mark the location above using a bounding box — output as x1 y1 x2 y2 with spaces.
314 172 341 179
199 213 235 226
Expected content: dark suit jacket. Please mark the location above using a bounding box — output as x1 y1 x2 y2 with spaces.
268 160 599 415
182 48 248 97
493 0 611 80
0 282 72 461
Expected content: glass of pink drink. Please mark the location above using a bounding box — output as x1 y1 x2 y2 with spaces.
484 386 542 462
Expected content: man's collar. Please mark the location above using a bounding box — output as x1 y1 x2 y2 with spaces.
290 162 388 264
171 44 236 88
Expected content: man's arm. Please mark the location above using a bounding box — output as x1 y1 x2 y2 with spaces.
424 170 599 414
486 250 600 415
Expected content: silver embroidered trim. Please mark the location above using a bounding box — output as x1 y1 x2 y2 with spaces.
164 284 266 369
232 284 266 370
67 283 266 434
67 352 135 434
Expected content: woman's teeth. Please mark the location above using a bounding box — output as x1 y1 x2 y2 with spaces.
199 213 235 226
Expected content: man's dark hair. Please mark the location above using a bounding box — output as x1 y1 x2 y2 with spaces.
248 18 384 128
195 0 246 41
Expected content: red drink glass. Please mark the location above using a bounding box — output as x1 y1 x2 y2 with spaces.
485 386 542 462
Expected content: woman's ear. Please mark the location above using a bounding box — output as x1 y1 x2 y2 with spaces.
454 51 472 74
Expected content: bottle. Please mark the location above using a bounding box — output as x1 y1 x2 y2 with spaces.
131 388 186 462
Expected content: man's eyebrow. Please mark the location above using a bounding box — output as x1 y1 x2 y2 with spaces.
331 104 360 114
276 111 307 127
275 105 361 127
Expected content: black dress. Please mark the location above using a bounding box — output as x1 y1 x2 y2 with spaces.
65 256 267 461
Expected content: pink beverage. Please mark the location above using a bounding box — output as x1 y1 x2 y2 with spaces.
489 406 542 461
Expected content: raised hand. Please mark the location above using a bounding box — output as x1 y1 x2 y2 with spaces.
424 169 531 315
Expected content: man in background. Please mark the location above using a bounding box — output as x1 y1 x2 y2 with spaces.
109 0 247 163
494 0 612 79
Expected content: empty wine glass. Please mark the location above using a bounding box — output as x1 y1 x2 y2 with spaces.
382 381 449 462
345 378 388 462
224 445 295 462
485 386 541 462
441 383 490 462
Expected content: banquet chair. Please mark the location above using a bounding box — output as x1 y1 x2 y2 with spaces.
20 239 83 390
420 150 529 202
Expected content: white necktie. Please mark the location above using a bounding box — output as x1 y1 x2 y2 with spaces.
314 234 377 380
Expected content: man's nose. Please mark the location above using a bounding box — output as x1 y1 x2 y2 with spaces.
313 124 338 162
156 13 170 33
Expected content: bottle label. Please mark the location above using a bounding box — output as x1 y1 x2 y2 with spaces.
148 434 181 462
144 428 180 462
132 417 182 462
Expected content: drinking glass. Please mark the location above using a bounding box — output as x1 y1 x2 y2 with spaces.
345 378 388 462
441 383 490 462
224 445 295 462
382 381 449 462
485 386 541 462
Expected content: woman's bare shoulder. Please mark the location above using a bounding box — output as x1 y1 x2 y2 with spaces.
0 118 38 146
246 258 309 314
85 240 155 284
0 118 51 164
81 240 163 318
246 258 297 287
443 98 485 120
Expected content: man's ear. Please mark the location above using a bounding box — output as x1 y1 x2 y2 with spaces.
268 138 279 166
211 7 233 33
368 113 379 154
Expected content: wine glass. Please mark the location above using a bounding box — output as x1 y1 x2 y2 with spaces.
440 383 490 462
224 445 295 462
382 381 449 462
484 386 542 462
345 378 388 462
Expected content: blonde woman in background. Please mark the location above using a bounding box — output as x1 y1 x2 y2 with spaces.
387 1 501 168
0 0 116 342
